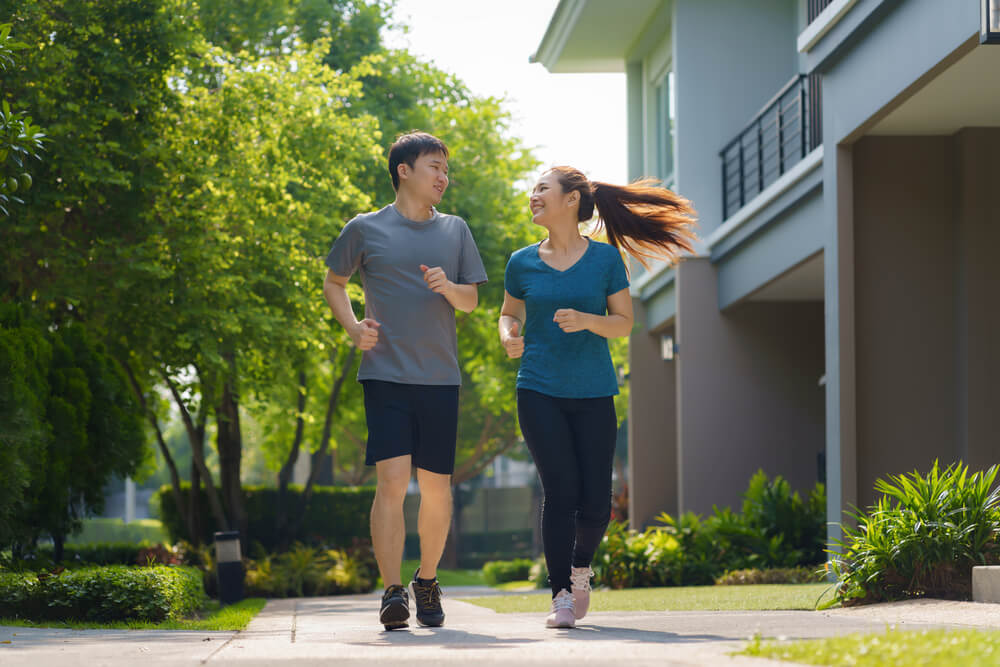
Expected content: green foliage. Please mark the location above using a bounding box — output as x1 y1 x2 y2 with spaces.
155 483 375 551
481 558 534 586
0 23 45 217
243 542 375 597
715 566 825 586
742 470 826 566
66 518 169 546
832 461 1000 606
591 471 827 589
0 310 148 550
529 556 548 589
0 565 207 622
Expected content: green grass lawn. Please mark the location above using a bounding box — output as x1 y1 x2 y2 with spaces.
458 583 836 613
741 627 1000 666
387 560 484 587
0 597 266 631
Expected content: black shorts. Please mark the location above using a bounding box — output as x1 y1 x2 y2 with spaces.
361 380 460 475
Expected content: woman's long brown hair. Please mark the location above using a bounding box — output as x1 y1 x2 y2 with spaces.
547 166 698 268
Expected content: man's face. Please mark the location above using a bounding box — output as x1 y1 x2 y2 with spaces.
399 151 449 204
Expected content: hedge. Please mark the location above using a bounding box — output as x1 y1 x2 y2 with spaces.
482 558 534 585
155 483 375 552
0 565 207 622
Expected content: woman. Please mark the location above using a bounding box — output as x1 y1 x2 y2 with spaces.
499 166 696 628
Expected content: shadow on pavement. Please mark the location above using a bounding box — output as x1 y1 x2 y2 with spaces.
348 627 542 650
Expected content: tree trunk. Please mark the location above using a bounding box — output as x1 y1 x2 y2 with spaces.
287 346 356 539
190 458 203 546
120 358 191 538
162 369 229 534
216 371 247 546
52 534 64 564
276 370 307 549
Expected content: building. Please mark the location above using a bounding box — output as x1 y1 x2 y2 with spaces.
533 0 1000 544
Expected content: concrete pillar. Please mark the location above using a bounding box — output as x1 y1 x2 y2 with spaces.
955 129 1000 473
823 143 857 547
627 300 678 528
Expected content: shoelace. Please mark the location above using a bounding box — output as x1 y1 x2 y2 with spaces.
414 581 442 608
569 567 593 591
384 585 407 603
551 592 575 611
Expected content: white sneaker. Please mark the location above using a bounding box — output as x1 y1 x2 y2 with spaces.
570 566 593 620
545 589 576 628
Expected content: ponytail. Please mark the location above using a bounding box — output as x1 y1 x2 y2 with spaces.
545 166 698 269
592 179 697 268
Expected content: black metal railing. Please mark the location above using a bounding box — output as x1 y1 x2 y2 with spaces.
808 0 835 23
720 73 822 220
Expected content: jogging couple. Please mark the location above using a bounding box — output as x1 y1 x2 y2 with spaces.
323 131 696 631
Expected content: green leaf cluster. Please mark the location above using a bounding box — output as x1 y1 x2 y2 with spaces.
242 542 376 597
481 558 534 585
590 470 827 589
0 23 45 216
0 565 207 622
831 460 1000 605
0 307 147 550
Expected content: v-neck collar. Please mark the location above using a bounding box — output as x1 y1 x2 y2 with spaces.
536 237 592 274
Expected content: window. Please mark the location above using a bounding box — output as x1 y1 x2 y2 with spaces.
655 71 675 188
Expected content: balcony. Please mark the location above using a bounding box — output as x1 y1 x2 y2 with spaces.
808 0 835 23
719 73 822 221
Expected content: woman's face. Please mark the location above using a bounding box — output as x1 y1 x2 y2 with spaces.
529 171 576 227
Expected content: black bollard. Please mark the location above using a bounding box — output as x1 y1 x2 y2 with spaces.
214 531 244 604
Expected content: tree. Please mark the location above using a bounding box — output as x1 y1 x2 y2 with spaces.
0 309 147 559
128 39 383 544
0 23 45 217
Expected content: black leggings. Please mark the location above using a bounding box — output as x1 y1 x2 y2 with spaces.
517 388 617 596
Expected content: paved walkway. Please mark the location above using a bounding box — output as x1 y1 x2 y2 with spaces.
2 587 998 666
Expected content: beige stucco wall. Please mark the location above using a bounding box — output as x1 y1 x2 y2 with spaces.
628 301 678 528
675 258 826 515
852 131 1000 508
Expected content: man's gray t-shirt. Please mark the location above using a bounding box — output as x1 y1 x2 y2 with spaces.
325 205 488 386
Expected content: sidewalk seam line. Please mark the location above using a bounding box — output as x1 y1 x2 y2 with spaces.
291 600 298 643
200 631 240 664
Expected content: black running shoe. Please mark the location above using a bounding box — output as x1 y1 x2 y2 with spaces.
379 584 409 630
410 568 445 627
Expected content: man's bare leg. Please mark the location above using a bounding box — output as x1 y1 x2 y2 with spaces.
415 467 452 580
371 455 411 587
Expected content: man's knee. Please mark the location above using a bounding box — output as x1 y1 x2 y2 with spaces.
375 460 411 504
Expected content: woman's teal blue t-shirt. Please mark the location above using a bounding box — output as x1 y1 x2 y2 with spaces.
504 238 629 399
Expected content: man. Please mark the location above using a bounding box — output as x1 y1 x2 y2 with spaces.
323 131 487 630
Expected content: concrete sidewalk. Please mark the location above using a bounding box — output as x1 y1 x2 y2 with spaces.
2 588 998 667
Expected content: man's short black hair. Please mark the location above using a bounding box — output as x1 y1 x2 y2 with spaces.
388 131 449 191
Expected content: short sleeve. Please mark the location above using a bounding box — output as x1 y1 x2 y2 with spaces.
504 253 524 299
607 249 630 296
325 217 364 277
457 221 488 285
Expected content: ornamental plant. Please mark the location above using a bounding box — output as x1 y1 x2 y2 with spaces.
832 461 1000 605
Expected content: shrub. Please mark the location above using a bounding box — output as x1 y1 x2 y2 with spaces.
715 566 825 585
482 558 534 585
588 471 827 589
155 484 375 552
529 556 548 589
3 543 154 570
243 540 377 597
832 461 1000 606
0 565 207 622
